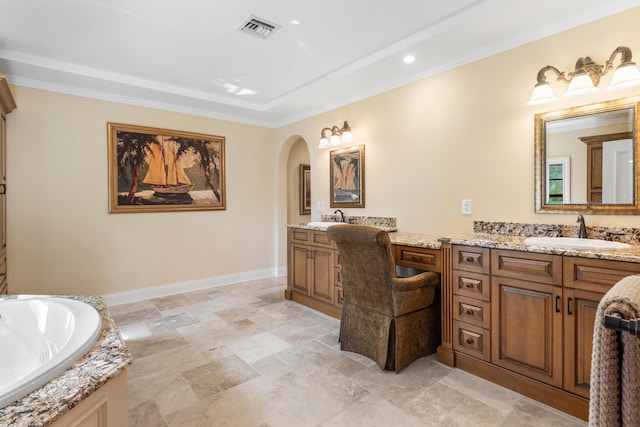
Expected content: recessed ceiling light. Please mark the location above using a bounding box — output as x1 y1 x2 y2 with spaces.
291 19 301 25
403 55 416 64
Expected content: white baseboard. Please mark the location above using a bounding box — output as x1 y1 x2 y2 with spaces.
102 267 278 306
277 265 287 276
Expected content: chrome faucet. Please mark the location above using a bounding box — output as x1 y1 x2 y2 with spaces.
334 209 345 223
577 215 587 239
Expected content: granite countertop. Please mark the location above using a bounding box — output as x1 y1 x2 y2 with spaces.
0 295 132 427
287 223 399 232
388 232 442 249
443 233 640 263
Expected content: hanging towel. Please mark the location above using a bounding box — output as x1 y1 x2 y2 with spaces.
589 275 640 427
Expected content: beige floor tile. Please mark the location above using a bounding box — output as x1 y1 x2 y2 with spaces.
181 354 260 399
118 279 588 427
226 331 292 363
321 393 424 427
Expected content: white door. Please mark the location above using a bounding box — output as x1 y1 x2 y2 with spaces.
602 139 633 204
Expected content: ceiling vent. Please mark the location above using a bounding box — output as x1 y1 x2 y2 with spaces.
238 15 281 39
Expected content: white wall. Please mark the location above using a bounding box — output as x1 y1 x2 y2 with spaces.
7 86 277 296
275 7 640 269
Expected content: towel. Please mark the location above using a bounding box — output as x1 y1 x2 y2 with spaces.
589 275 640 427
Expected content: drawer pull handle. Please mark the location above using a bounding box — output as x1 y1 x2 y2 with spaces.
567 297 573 315
465 282 472 288
465 256 473 262
465 338 474 344
466 309 472 315
555 295 560 313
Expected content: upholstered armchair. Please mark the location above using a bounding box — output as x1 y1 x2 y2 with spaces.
326 224 441 372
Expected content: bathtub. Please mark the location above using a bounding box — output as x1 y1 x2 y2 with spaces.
0 296 102 408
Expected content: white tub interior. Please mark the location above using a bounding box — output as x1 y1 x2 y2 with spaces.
0 297 102 408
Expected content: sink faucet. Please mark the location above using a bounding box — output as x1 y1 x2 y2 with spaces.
334 209 345 223
577 215 587 239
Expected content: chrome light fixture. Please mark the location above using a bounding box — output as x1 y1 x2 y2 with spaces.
318 121 354 148
527 46 640 105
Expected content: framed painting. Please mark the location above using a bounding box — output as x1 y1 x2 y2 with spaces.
330 144 365 208
108 123 226 213
300 164 311 215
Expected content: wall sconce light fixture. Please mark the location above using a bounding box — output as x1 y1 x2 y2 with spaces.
318 121 354 149
527 46 640 105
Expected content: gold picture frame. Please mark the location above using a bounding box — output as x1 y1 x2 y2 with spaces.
108 123 225 213
300 164 311 215
330 145 365 208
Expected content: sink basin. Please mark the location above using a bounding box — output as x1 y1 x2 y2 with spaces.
306 222 341 229
523 237 631 251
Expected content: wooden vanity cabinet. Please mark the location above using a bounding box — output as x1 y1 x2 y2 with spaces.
491 250 563 387
562 256 640 398
0 76 16 295
287 228 339 318
451 246 491 362
444 244 640 420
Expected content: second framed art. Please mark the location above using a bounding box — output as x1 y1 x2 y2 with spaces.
108 123 225 213
330 145 365 208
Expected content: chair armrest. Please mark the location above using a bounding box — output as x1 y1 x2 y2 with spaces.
392 271 438 292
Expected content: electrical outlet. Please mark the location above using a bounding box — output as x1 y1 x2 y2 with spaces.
316 201 324 212
461 199 472 215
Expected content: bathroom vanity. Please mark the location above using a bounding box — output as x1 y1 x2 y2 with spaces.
286 219 640 421
285 224 441 319
439 231 640 421
0 296 132 427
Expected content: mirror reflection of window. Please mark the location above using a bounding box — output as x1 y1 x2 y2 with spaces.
546 157 570 204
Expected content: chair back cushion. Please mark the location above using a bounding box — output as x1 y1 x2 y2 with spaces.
327 224 396 314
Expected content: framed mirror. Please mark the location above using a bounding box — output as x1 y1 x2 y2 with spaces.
535 97 640 214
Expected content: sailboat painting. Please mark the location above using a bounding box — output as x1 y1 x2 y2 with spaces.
108 123 225 213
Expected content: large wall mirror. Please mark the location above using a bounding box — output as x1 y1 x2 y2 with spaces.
535 97 640 214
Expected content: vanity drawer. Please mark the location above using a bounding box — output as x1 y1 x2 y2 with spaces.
453 295 490 329
564 256 640 293
453 321 490 362
453 245 490 274
491 249 562 285
290 228 310 244
452 270 490 301
395 245 441 273
311 230 335 248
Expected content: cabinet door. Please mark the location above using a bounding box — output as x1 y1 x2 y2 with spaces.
310 247 334 304
491 276 563 387
290 244 310 295
563 287 603 398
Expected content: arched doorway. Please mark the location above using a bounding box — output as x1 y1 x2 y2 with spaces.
286 138 311 224
276 135 311 275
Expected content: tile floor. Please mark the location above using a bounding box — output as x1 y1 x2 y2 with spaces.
111 277 588 426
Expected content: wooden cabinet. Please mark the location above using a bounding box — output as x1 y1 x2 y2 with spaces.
0 76 16 295
286 230 443 319
562 256 640 398
445 245 640 420
491 275 563 387
451 245 491 362
286 228 339 318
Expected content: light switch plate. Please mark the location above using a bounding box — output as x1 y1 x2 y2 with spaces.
461 199 472 215
316 201 324 212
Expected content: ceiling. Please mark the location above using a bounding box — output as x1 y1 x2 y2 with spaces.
0 0 638 128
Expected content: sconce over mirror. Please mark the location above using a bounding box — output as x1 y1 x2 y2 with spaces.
535 97 640 214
